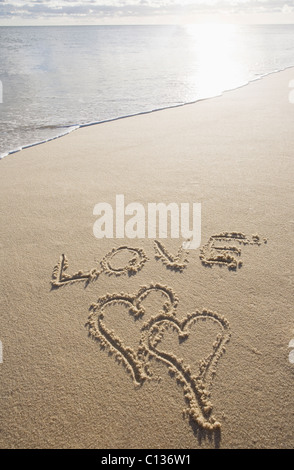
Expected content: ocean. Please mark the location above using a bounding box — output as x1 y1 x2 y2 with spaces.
0 24 294 159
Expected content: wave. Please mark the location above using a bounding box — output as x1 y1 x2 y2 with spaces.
1 65 293 161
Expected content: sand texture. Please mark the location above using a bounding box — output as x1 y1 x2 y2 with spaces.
0 68 294 449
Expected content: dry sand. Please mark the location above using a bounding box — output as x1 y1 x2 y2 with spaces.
0 68 294 449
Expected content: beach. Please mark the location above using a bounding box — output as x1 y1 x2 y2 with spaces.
0 67 293 449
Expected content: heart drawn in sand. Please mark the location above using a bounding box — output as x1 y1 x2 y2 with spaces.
87 284 179 386
87 283 231 431
141 311 231 430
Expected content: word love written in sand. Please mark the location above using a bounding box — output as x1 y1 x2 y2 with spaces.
51 231 267 288
87 284 231 431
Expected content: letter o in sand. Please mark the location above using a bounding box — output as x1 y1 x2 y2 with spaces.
100 246 148 276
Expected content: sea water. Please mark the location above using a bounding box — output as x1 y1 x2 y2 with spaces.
0 24 294 159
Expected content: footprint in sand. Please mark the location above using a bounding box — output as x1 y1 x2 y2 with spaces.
289 339 294 364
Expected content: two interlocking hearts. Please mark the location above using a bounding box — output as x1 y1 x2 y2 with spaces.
87 283 231 431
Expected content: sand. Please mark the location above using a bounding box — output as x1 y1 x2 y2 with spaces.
0 68 294 449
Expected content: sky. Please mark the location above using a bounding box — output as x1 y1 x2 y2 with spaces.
0 0 294 26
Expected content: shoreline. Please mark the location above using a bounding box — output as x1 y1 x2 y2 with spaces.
1 64 294 161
